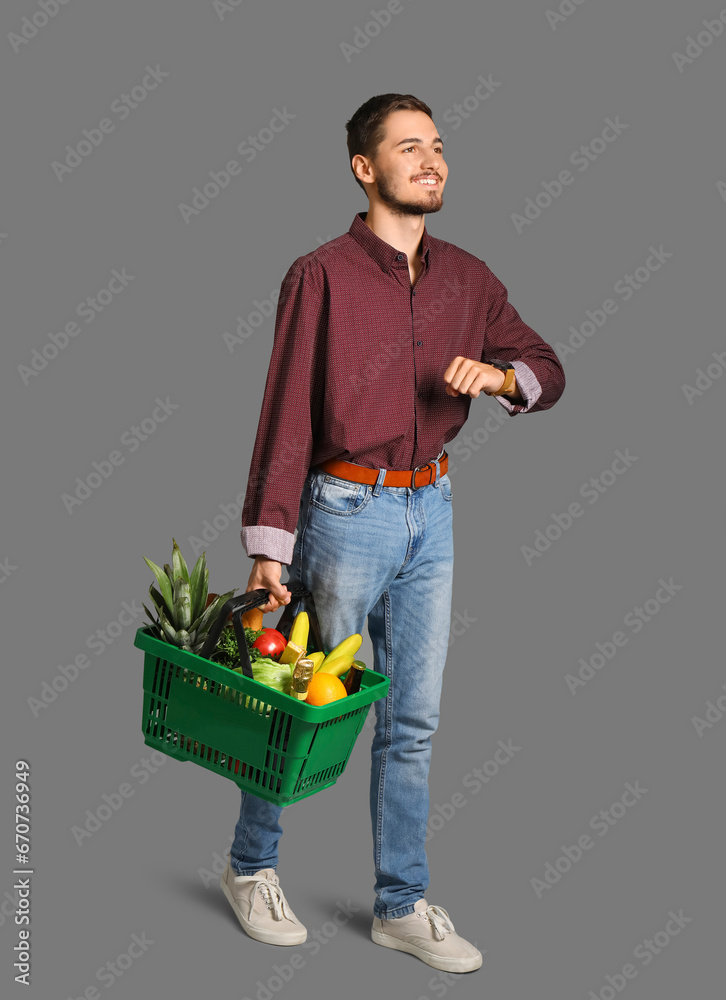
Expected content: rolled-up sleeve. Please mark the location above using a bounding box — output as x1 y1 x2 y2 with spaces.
481 265 565 415
240 260 327 565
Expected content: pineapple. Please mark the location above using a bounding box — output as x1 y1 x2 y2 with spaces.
142 539 237 656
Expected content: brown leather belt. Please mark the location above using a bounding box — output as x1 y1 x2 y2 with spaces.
317 451 448 489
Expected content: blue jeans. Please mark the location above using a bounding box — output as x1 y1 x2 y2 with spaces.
230 456 454 919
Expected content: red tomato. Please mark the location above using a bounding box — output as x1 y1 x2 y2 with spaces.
252 628 287 660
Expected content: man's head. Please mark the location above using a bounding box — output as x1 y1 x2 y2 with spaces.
345 94 448 216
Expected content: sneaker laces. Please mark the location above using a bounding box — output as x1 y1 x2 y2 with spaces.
419 904 456 941
248 873 289 922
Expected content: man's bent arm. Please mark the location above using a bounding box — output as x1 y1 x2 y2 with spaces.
481 264 565 415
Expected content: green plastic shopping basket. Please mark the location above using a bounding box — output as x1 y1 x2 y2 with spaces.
135 584 390 805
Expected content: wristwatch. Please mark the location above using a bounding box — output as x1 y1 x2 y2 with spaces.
484 358 516 395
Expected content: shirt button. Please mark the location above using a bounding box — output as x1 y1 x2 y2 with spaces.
417 390 424 399
417 341 422 346
396 254 405 260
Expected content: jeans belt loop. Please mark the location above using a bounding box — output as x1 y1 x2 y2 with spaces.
373 467 387 497
433 456 441 489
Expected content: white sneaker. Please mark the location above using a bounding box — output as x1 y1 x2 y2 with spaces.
220 860 307 945
372 898 482 972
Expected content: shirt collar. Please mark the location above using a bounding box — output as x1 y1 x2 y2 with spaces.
348 211 431 273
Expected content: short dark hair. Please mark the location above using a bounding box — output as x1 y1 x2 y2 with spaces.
345 93 433 193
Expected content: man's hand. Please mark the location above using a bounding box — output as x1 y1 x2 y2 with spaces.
246 557 291 613
443 357 508 398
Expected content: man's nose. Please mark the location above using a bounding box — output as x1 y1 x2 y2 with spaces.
421 154 443 174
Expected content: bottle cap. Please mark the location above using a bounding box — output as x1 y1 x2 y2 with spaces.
293 658 315 681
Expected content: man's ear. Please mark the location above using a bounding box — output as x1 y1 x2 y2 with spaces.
352 154 375 187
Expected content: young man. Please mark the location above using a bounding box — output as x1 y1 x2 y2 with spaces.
221 94 565 973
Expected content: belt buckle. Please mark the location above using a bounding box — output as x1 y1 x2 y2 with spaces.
410 461 432 489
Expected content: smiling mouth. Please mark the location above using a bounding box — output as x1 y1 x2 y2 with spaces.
413 177 439 186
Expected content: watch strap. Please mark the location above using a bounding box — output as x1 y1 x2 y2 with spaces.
485 364 516 395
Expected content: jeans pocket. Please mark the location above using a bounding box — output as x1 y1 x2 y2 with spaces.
310 474 372 516
439 474 453 501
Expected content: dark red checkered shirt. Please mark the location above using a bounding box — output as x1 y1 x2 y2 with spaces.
240 211 565 564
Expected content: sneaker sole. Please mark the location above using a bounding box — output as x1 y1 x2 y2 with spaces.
371 926 482 973
220 874 307 946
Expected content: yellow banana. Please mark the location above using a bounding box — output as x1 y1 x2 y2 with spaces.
307 651 327 672
318 653 355 678
319 633 362 676
288 611 309 651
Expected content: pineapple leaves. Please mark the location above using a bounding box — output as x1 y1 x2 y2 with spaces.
173 575 193 631
172 538 190 584
142 541 238 657
143 556 173 612
189 551 208 623
158 607 179 643
148 584 170 619
191 588 237 634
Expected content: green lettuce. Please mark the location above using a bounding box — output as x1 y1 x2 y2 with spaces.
233 656 293 697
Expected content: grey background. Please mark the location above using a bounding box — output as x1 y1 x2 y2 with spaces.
2 0 724 997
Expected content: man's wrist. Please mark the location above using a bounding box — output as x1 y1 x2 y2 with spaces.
485 363 515 396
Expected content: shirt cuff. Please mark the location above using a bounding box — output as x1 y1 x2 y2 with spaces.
493 361 542 414
240 526 296 566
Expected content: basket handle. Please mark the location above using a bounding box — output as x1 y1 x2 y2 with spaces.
198 584 321 679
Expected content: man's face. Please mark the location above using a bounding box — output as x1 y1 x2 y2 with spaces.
362 109 448 216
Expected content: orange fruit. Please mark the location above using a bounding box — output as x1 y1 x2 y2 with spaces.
306 672 347 706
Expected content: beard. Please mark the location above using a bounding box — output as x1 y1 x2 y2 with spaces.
374 170 444 217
